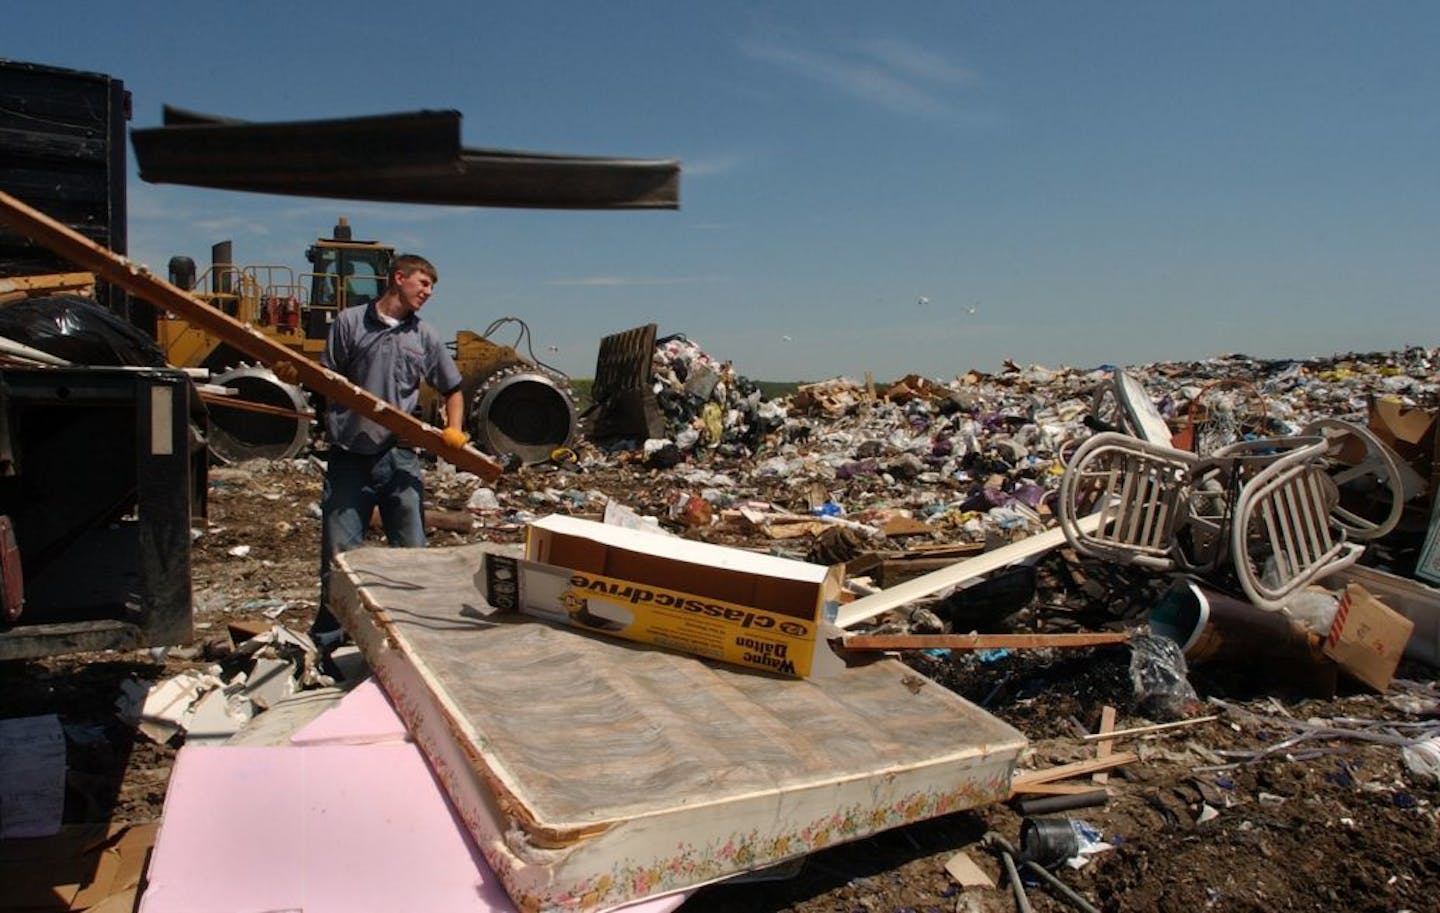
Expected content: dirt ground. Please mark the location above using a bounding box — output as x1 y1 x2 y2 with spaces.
2 454 1437 913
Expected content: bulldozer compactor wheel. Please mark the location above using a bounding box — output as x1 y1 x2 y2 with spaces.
467 362 578 465
206 365 314 463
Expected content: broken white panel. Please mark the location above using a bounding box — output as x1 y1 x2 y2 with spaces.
185 684 255 745
135 669 229 743
242 656 299 711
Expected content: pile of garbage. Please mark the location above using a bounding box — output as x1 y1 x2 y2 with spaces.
645 333 785 459
485 345 1438 580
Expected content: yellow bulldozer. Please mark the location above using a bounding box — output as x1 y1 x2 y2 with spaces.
160 218 578 464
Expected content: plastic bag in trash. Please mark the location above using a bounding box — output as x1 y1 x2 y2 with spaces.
0 295 168 367
1129 633 1199 720
1281 587 1341 634
1401 735 1440 785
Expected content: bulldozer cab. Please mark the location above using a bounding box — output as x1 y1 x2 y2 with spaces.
304 217 393 338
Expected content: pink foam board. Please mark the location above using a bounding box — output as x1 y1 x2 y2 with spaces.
139 744 687 913
289 677 409 745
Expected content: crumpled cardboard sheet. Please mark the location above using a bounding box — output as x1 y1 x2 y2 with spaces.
0 821 156 913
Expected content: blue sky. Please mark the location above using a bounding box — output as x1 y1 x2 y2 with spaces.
9 2 1438 381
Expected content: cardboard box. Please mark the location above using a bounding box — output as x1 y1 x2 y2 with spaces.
1366 398 1437 486
483 515 844 677
1323 583 1415 691
1322 564 1440 666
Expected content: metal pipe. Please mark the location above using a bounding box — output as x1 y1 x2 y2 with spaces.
1014 790 1110 816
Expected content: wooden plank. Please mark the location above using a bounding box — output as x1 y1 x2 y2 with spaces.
1080 715 1219 742
197 390 312 421
0 271 94 294
834 514 1103 629
841 632 1130 651
1009 751 1138 789
0 188 502 480
1092 705 1117 785
1008 781 1113 797
893 541 988 557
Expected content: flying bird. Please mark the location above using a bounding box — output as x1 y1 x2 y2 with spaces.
917 296 929 306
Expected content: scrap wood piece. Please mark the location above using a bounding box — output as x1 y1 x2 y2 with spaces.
879 515 932 537
0 270 94 303
834 514 1104 629
1009 751 1138 793
944 849 995 889
763 516 829 539
197 389 313 420
1008 781 1112 797
840 632 1130 651
1080 714 1220 742
0 188 502 480
896 541 988 557
1093 705 1117 785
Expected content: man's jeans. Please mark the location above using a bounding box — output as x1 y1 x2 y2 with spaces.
314 446 426 636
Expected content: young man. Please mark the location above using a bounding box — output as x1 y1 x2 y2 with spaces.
309 253 468 643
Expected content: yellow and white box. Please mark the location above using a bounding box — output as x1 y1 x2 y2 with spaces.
484 515 844 677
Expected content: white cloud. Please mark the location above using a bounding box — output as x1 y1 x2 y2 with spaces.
740 34 975 117
859 36 977 88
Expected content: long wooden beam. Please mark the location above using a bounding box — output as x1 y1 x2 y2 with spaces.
840 632 1131 651
1009 751 1138 789
0 189 502 480
834 513 1103 629
1079 715 1219 742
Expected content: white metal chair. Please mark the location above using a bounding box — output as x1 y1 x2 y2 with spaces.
1059 428 1376 611
1089 369 1174 445
1058 432 1194 571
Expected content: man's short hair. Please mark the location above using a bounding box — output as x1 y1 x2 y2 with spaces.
390 254 437 285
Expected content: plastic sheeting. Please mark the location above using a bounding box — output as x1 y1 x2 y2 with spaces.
0 295 167 367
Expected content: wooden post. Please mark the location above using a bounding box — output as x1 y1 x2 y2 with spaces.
1092 705 1117 785
0 189 502 480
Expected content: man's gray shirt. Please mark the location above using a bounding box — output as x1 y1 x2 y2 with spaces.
321 303 463 454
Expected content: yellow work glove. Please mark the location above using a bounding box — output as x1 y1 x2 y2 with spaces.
271 360 300 385
441 426 470 449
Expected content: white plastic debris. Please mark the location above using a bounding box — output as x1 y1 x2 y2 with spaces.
467 487 501 511
1401 735 1440 785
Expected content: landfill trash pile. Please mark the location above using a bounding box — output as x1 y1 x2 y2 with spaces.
2 345 1438 913
458 346 1439 577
